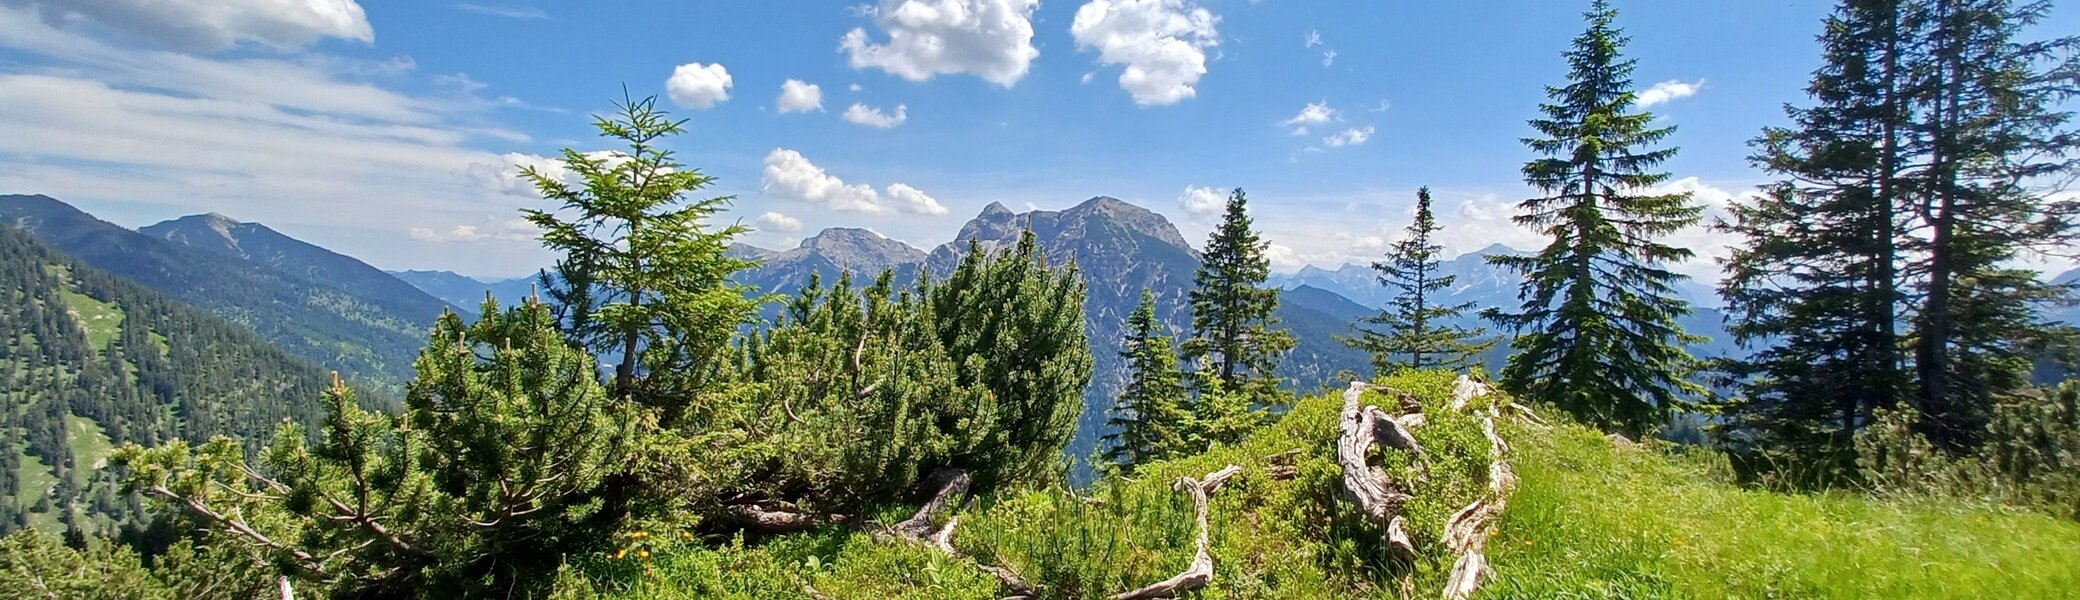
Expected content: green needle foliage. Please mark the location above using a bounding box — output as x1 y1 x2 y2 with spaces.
113 299 625 597
642 232 1092 526
1342 187 1494 375
1717 0 1916 484
521 93 762 405
1486 0 1705 438
1896 0 2080 453
924 233 1094 489
1183 188 1293 421
1102 289 1192 472
1717 0 2080 484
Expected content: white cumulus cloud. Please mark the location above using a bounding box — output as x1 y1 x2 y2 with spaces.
756 211 804 232
760 148 947 215
1070 0 1221 106
1323 125 1373 147
840 0 1040 87
2 0 373 52
776 78 823 113
466 152 566 195
1179 185 1226 215
665 62 732 109
1638 78 1703 107
843 102 908 128
883 183 949 215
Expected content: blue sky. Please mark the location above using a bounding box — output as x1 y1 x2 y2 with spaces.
0 0 2073 279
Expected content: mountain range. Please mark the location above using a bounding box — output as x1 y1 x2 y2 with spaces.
13 191 2068 489
0 195 453 395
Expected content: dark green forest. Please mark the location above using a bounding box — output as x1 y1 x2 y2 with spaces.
0 224 364 538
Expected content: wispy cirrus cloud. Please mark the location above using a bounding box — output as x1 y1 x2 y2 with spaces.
453 3 547 19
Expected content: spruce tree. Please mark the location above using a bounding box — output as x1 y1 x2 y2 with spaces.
1487 0 1705 437
1342 187 1494 375
1901 0 2080 452
520 94 762 404
1183 188 1296 404
1103 289 1191 471
1718 0 1915 481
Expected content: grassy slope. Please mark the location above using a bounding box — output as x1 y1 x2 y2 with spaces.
1487 422 2080 598
58 289 122 351
573 372 2080 599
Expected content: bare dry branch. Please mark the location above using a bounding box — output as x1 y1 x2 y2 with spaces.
1112 465 1243 600
889 469 971 541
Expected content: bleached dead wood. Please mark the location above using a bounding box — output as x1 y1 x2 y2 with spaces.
1440 407 1515 600
1385 515 1417 562
1506 403 1550 429
1339 376 1517 600
1338 382 1414 522
1112 465 1244 600
1450 375 1491 411
882 468 1038 599
889 468 971 540
924 517 1038 599
731 503 837 533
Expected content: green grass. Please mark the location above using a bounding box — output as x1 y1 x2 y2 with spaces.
1485 418 2080 599
14 449 61 533
64 414 114 485
58 287 124 352
571 372 2080 599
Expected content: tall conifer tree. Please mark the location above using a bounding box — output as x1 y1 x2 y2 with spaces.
1902 0 2080 452
1103 289 1191 472
1488 0 1705 437
1718 0 1915 480
1343 187 1494 375
1183 188 1295 403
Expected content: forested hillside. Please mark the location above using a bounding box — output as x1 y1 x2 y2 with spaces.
0 224 353 537
141 213 459 323
0 195 437 393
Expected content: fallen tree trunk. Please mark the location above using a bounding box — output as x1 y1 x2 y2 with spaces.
1112 465 1243 600
731 502 840 533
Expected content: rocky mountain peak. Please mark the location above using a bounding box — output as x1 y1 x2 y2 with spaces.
795 227 925 264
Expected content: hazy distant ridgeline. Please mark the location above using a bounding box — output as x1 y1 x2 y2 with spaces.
0 195 452 395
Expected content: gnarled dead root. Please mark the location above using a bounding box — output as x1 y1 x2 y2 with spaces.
1111 465 1244 600
885 468 1038 599
1338 382 1419 559
1439 377 1515 600
1339 382 1417 525
1340 376 1520 600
